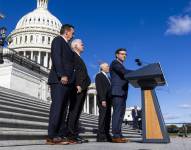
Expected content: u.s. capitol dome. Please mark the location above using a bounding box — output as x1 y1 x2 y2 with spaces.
8 0 62 68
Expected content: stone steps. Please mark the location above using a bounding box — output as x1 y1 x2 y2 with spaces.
0 127 141 144
0 86 47 104
0 106 134 132
0 104 49 117
0 105 134 132
0 86 142 146
0 98 49 113
0 92 50 108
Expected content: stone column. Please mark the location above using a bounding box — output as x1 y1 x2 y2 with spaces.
87 94 89 114
38 51 41 64
83 98 87 113
24 51 26 57
31 51 34 60
94 94 97 115
97 105 99 115
44 52 48 67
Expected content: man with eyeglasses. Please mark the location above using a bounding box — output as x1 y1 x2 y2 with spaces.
110 48 131 143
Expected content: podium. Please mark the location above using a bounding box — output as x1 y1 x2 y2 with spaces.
125 63 170 143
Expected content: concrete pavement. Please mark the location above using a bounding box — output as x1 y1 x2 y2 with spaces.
0 137 190 150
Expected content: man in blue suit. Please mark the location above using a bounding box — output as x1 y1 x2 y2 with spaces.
110 48 131 143
47 24 76 145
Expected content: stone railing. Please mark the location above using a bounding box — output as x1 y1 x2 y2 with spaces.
3 48 49 77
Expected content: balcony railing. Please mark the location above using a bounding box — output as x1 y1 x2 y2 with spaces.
2 48 49 77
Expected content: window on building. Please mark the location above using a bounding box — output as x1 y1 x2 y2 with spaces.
33 51 38 62
26 51 31 59
42 36 45 43
48 37 50 44
20 36 22 44
40 52 46 66
30 35 33 43
19 51 24 56
25 36 27 43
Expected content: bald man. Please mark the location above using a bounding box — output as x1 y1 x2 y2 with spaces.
67 39 91 143
95 63 112 142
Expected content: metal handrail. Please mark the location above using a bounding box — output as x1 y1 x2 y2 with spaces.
166 123 191 125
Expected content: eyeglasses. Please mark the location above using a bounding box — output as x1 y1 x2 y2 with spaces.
118 53 127 56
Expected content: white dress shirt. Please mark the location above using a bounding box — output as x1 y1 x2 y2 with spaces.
101 71 111 84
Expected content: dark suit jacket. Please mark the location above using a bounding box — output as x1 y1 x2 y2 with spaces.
95 72 111 103
110 59 131 97
48 36 75 84
132 109 139 119
74 52 91 90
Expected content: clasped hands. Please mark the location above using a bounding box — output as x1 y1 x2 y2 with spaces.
60 76 82 94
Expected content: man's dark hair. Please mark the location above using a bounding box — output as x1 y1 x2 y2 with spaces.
115 48 127 55
60 24 74 35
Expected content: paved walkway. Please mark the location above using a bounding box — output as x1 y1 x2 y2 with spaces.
0 138 190 150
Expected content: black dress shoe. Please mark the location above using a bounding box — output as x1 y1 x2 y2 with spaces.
106 138 112 142
76 137 89 143
74 137 83 144
69 137 83 144
106 134 112 142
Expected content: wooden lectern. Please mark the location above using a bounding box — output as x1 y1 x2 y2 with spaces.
125 63 170 143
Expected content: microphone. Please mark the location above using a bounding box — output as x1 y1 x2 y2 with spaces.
135 58 142 66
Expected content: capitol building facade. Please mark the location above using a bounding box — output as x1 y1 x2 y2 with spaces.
0 0 99 116
0 0 134 119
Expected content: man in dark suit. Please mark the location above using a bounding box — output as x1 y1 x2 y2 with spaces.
95 63 112 142
47 24 75 145
110 48 131 143
138 109 142 130
132 105 139 129
67 39 91 143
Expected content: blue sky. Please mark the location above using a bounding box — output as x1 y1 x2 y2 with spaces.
0 0 191 123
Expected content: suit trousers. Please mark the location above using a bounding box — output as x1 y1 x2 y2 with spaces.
48 83 72 138
97 101 111 138
133 116 139 129
67 88 88 138
112 96 127 138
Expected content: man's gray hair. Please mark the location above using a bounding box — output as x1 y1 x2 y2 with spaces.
71 39 82 50
99 62 109 71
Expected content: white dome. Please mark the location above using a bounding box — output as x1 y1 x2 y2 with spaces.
15 8 62 31
8 0 62 69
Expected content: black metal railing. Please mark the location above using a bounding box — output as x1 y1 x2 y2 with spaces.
123 120 191 137
2 48 50 77
166 122 191 137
